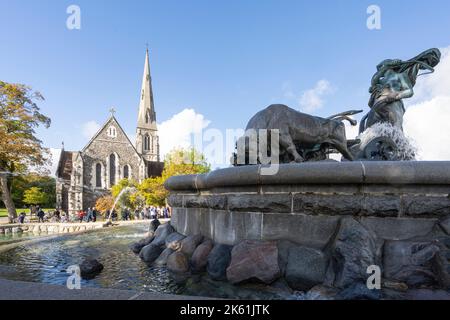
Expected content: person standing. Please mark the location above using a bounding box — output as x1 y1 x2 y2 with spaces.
37 208 45 223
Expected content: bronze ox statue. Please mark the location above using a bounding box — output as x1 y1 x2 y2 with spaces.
234 104 361 165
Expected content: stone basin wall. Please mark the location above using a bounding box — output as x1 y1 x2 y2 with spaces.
161 162 450 297
0 222 105 236
166 161 450 246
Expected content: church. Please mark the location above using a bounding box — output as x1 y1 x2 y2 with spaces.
55 49 164 214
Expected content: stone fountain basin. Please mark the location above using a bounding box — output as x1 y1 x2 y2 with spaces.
165 161 450 247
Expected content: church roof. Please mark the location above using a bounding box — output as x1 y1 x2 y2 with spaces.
56 150 75 180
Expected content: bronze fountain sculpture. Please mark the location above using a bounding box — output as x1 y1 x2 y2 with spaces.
233 48 441 165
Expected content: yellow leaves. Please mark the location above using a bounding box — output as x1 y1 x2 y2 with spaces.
23 187 48 205
95 195 115 214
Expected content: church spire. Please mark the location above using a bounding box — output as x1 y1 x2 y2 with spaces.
136 48 160 164
137 48 156 130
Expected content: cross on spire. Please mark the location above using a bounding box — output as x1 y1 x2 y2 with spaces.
109 107 116 116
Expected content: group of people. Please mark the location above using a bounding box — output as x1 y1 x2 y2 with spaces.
17 206 67 224
15 204 171 224
76 207 98 223
106 206 171 221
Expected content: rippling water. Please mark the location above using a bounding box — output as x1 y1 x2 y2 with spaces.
0 223 183 295
0 223 296 299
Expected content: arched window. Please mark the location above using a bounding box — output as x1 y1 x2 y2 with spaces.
144 134 150 151
123 165 129 179
109 154 116 186
95 163 102 188
108 126 117 138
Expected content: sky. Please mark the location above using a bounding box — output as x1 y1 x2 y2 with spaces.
1 0 450 172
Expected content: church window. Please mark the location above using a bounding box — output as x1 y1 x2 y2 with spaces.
144 134 150 151
109 154 116 186
108 126 117 138
95 163 102 188
123 165 129 179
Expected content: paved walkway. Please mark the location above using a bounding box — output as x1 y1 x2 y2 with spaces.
0 278 211 300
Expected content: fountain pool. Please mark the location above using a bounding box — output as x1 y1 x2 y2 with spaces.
0 223 295 300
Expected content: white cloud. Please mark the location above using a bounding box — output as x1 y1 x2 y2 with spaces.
404 46 450 160
299 80 335 113
82 120 101 139
158 108 211 160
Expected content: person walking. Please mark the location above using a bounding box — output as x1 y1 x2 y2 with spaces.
37 209 45 223
18 212 26 224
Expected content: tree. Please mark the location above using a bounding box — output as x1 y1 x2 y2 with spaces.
95 195 114 215
0 81 51 223
137 148 210 206
23 187 48 206
111 178 137 210
10 174 55 208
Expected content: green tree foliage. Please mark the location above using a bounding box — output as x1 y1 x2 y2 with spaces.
23 187 48 206
137 148 210 207
0 81 51 222
10 174 55 208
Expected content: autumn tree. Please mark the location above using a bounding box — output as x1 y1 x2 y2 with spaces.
95 195 115 216
0 81 50 223
23 187 48 206
137 148 210 206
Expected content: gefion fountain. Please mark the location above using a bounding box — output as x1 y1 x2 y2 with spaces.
140 48 450 299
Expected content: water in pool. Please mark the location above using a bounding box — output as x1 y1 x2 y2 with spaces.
0 223 297 299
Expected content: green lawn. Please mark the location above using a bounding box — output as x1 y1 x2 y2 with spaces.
0 208 55 218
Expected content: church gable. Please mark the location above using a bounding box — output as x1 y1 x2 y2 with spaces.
81 116 145 189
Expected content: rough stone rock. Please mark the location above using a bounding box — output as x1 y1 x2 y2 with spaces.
226 240 280 284
190 240 214 273
285 246 328 291
149 218 161 233
336 282 382 300
4 228 11 234
165 232 186 250
154 247 175 266
167 251 190 273
180 234 204 257
130 236 154 254
151 223 175 246
228 194 291 213
305 285 339 300
404 195 450 216
80 259 104 279
139 244 164 264
207 244 233 281
383 240 450 288
277 240 296 276
293 194 363 216
404 289 450 300
440 216 450 235
326 217 377 289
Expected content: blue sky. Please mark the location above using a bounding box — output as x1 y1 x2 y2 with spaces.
1 0 450 164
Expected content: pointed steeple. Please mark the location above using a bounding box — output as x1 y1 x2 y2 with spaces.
137 48 157 130
136 48 160 165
